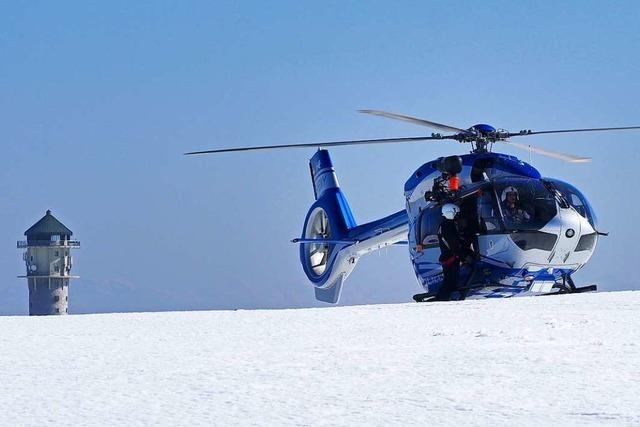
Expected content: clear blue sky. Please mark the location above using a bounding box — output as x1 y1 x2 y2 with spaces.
1 1 639 314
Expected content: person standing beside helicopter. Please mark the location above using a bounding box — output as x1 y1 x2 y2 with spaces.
434 203 465 301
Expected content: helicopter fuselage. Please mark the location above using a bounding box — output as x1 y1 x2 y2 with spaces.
297 149 599 302
404 152 598 298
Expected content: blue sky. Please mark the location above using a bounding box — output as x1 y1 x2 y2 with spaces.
1 1 639 314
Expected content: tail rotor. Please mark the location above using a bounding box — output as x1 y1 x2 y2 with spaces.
306 208 333 276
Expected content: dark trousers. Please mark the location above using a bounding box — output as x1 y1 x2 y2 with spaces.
435 260 460 301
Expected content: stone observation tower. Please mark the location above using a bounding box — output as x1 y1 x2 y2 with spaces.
17 210 80 315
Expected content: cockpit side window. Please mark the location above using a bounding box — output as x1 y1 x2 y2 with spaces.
495 178 557 231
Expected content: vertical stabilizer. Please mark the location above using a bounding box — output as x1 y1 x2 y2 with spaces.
300 150 357 303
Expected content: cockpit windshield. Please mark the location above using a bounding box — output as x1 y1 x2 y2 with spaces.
545 178 597 227
493 177 557 231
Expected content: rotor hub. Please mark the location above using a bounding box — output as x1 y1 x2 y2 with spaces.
456 124 511 153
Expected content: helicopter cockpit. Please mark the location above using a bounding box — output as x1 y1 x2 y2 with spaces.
416 176 596 249
486 177 557 233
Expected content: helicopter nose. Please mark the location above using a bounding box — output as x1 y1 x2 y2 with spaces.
550 209 585 264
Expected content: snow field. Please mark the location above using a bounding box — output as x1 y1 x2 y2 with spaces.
0 291 638 426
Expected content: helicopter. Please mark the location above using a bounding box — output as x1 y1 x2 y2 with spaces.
186 110 640 303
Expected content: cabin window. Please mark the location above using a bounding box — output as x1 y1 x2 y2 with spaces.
470 158 495 182
494 178 557 232
417 208 444 248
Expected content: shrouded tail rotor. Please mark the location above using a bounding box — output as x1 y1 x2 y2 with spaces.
305 208 332 276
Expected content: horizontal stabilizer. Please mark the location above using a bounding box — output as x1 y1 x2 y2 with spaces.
292 238 357 244
292 237 408 246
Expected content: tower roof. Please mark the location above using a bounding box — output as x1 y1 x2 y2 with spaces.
24 210 73 237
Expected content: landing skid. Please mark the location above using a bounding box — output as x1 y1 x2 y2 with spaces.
412 292 466 303
573 284 598 293
539 284 597 295
412 293 432 303
412 274 597 302
553 274 598 294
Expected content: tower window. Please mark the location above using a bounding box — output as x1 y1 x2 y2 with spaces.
54 296 59 302
56 308 60 313
54 251 59 257
54 266 59 272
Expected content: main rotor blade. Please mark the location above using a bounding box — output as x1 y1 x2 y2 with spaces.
184 135 453 155
358 110 471 134
502 140 591 163
510 126 640 137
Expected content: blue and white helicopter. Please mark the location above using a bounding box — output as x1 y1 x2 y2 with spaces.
187 110 640 303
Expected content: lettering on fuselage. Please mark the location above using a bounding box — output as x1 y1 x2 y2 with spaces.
423 272 443 290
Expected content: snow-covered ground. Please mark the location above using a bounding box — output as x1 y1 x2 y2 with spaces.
1 292 638 426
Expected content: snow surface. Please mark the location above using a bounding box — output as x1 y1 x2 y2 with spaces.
1 291 639 426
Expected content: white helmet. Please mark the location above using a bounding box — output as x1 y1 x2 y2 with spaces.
501 186 519 202
441 203 460 220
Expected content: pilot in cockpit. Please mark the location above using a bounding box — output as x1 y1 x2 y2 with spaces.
501 186 531 225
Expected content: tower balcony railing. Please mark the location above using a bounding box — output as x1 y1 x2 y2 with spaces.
17 240 81 248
